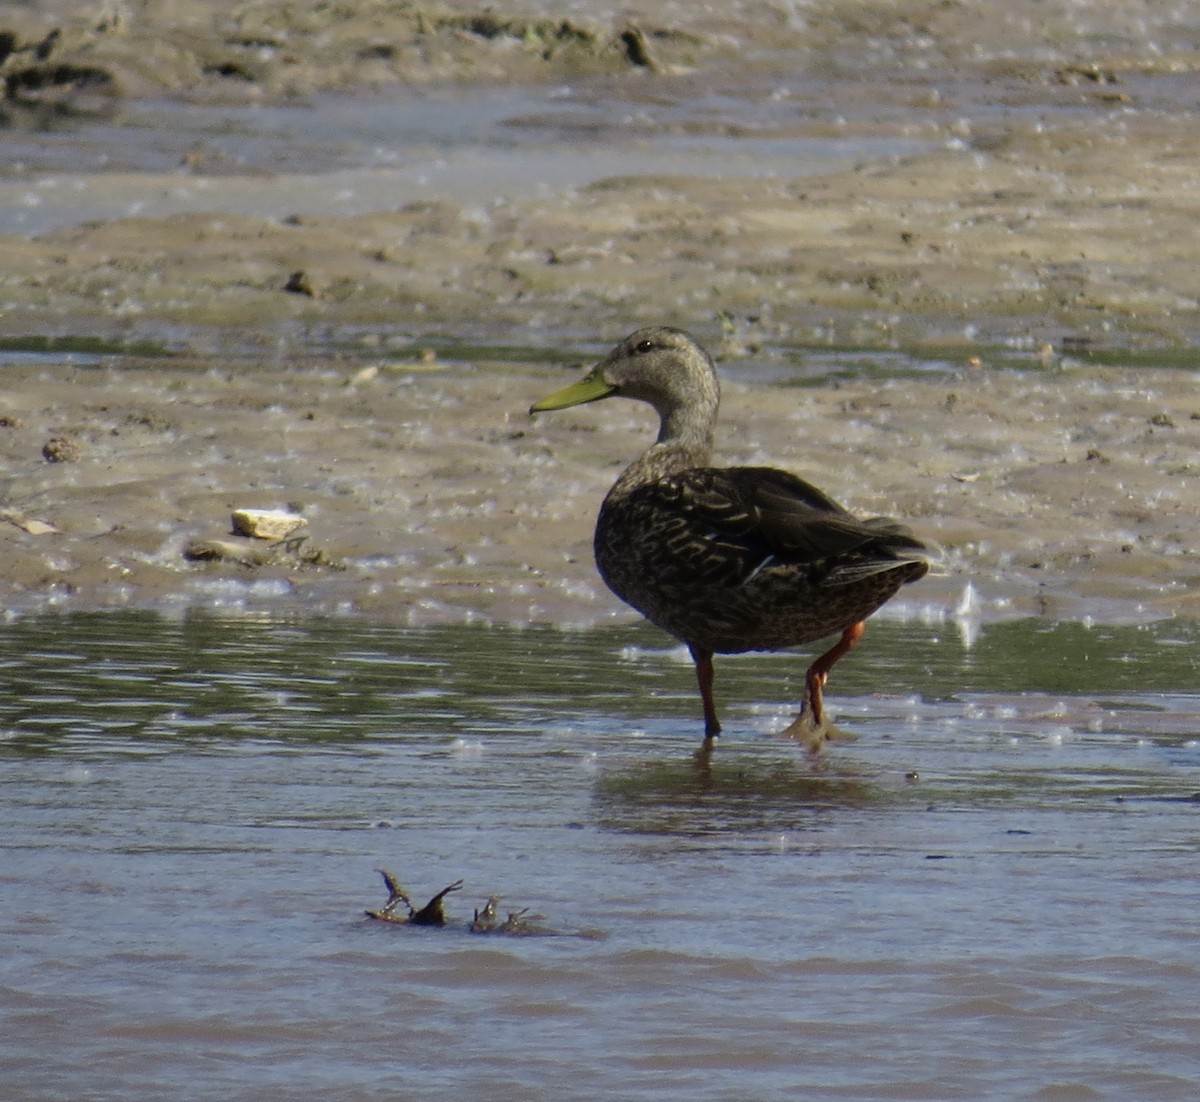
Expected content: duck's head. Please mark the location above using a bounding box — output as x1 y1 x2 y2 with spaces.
530 327 719 442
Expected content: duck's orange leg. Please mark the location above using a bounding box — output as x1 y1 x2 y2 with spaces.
802 621 866 726
689 644 721 743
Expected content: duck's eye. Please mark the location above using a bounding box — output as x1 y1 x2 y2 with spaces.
634 339 656 354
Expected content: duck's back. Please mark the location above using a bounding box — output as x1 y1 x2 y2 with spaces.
594 464 930 655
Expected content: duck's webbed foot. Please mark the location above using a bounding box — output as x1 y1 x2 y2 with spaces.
778 624 864 752
778 706 855 753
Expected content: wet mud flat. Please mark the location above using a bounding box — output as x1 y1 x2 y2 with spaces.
0 350 1196 626
0 1 1198 627
3 1 1200 346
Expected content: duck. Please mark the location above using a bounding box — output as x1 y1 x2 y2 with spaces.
530 326 934 751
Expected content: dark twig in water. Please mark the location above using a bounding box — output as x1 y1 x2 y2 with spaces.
469 894 500 932
470 896 535 935
365 870 463 926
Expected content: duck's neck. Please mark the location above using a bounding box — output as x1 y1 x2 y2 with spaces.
657 400 715 449
612 407 715 493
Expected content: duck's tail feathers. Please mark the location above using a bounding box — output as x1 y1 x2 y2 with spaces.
825 526 944 586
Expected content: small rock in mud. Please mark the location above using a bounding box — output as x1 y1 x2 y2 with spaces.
42 435 82 463
283 270 317 297
617 24 660 71
231 507 307 540
183 533 342 570
184 537 278 567
0 509 57 536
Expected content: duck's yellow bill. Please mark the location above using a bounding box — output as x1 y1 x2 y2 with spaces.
529 368 615 414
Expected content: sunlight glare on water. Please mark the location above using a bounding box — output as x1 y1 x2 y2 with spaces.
1 612 1198 1101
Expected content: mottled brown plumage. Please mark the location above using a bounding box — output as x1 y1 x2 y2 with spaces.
531 326 933 750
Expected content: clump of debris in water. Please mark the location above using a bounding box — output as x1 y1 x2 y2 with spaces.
364 869 606 939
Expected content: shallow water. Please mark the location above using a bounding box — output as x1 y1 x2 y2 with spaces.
3 612 1198 1101
0 80 925 236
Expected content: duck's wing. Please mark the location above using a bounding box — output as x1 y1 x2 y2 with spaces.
747 467 929 557
663 466 930 580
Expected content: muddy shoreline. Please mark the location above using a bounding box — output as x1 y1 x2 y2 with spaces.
1 2 1198 625
5 2 1200 349
1 351 1195 626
